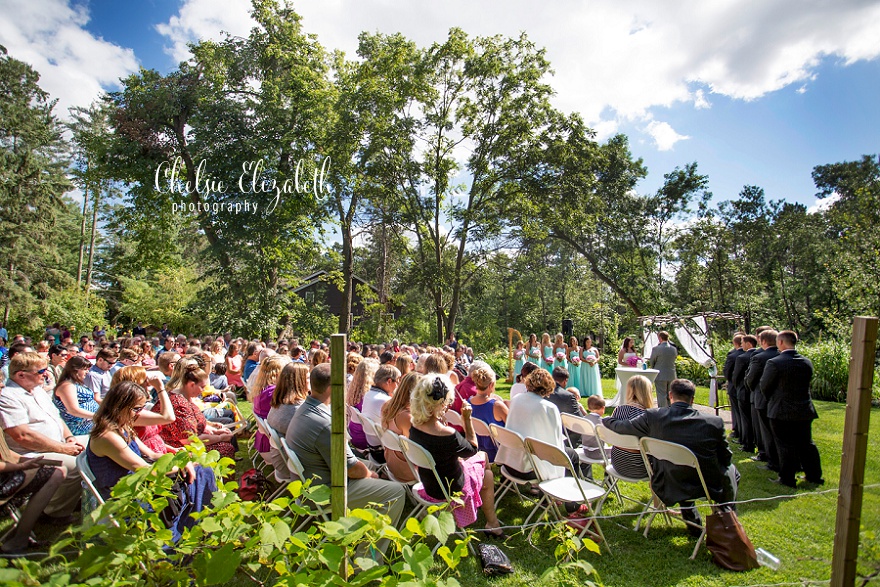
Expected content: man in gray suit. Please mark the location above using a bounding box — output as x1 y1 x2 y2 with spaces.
650 331 678 408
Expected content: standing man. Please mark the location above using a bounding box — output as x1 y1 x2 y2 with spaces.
649 331 677 408
723 333 744 441
731 335 758 453
159 323 172 340
760 330 823 488
132 322 147 337
745 329 780 472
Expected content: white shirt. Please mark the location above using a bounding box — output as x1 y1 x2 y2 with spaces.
495 391 566 479
509 382 528 400
361 387 390 446
0 380 66 455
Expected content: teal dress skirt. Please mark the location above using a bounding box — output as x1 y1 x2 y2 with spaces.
580 348 602 397
542 345 555 371
551 348 568 377
527 346 542 366
567 349 582 394
513 350 526 377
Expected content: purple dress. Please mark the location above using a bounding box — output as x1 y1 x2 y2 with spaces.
253 385 275 453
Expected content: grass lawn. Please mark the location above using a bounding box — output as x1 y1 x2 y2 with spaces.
233 379 880 587
11 380 877 586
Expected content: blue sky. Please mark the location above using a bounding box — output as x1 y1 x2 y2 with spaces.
2 0 879 210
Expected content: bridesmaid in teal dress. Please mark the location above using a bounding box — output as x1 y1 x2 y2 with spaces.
567 336 582 395
580 336 602 397
551 333 568 373
526 333 541 366
513 341 526 377
541 333 554 371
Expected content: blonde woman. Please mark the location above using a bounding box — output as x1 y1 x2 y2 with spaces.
394 353 413 377
251 355 292 454
607 375 654 478
466 365 508 462
541 333 553 367
408 375 505 537
380 371 421 483
346 358 379 450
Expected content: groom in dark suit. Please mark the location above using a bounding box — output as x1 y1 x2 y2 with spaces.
649 331 677 408
723 333 744 440
603 379 737 535
759 330 823 488
745 328 780 471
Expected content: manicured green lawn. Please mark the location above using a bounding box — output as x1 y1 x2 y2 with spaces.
236 379 880 586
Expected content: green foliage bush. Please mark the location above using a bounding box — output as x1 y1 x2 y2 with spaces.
674 356 711 387
0 441 472 587
477 348 511 381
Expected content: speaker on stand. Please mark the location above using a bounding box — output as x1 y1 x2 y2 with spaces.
562 319 573 339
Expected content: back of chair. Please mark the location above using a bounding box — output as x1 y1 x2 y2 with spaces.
278 437 308 481
444 410 463 427
596 423 641 451
523 437 574 477
354 410 384 447
640 437 713 504
346 404 361 421
489 423 526 452
470 417 495 445
380 428 403 452
398 436 452 503
253 414 270 438
561 413 598 441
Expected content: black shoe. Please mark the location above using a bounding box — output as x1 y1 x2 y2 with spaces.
680 506 703 538
770 477 797 488
799 476 825 486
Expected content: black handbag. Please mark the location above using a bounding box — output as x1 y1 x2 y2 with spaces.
477 543 514 576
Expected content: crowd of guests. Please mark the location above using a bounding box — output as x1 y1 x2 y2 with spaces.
0 322 824 557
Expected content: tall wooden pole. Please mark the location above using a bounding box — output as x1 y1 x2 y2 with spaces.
330 333 348 521
830 316 878 587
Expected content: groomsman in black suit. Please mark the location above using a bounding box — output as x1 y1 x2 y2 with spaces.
731 335 758 453
745 329 779 471
723 333 744 440
759 330 823 488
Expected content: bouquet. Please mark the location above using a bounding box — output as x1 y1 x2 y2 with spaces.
571 356 582 365
626 355 643 368
555 351 565 361
530 348 540 358
585 355 597 366
514 350 524 360
544 354 554 364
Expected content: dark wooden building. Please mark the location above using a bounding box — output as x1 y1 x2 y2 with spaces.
291 271 402 327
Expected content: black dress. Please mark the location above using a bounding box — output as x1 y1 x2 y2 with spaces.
408 427 477 501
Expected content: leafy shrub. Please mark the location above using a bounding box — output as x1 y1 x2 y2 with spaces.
1 441 472 587
598 352 618 379
800 339 852 402
477 348 511 381
675 356 711 387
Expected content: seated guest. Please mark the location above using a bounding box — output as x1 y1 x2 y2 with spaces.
394 353 413 377
157 365 236 458
269 362 310 438
251 355 292 452
52 356 100 435
346 353 363 384
508 361 538 401
381 372 421 483
209 363 228 391
361 364 402 450
112 366 178 454
408 375 505 536
546 366 588 446
87 381 216 542
288 364 405 536
496 369 581 482
346 358 379 451
603 379 738 535
466 365 508 462
579 395 606 480
157 351 181 388
0 452 65 555
84 348 117 402
0 352 85 524
606 375 654 480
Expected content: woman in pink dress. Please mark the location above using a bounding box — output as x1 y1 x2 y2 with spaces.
225 341 245 391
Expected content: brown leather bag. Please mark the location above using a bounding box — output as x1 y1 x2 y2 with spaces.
705 509 760 571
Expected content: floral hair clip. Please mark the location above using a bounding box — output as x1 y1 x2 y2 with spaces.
429 376 447 401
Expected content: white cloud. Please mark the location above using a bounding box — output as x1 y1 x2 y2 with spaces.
155 0 255 62
643 120 690 151
693 89 711 109
807 192 840 214
0 0 138 117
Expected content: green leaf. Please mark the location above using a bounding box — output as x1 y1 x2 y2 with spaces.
317 543 345 572
205 543 241 585
401 543 432 580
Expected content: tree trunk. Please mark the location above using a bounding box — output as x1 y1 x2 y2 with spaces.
3 260 12 324
85 186 100 294
76 181 90 289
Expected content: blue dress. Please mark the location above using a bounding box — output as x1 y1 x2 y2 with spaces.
513 349 526 377
87 435 142 500
567 349 582 394
469 399 504 462
527 346 541 366
580 348 602 397
543 345 555 371
551 346 568 377
54 383 99 435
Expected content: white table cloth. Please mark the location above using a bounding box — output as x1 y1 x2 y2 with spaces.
606 367 659 407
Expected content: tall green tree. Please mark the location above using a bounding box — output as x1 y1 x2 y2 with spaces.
0 47 75 330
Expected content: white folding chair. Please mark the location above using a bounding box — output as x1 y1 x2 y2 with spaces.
444 409 463 427
469 417 496 452
640 437 715 560
251 414 275 473
560 413 605 469
349 410 389 477
397 436 474 554
379 429 423 519
76 451 120 528
488 424 542 518
261 419 296 501
277 437 331 531
595 424 655 529
523 437 609 551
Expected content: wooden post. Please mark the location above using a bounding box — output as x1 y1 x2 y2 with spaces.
330 334 348 521
830 316 878 587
